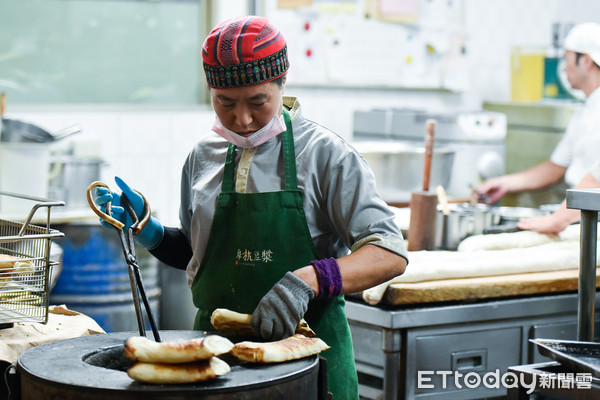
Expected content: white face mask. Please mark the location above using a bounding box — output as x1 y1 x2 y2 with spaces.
211 109 286 149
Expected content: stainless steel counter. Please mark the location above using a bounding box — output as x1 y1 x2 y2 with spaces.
346 188 600 399
346 293 600 400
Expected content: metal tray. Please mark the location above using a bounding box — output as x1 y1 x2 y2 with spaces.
531 338 600 379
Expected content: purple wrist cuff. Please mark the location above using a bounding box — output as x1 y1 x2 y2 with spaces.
310 258 343 298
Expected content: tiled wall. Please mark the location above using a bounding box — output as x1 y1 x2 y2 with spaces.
5 106 214 227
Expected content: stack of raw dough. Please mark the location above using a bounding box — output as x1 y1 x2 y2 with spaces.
362 223 600 305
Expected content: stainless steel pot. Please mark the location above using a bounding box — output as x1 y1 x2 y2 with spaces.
354 140 456 203
48 155 105 209
1 119 81 143
435 203 500 250
480 206 551 234
491 206 549 224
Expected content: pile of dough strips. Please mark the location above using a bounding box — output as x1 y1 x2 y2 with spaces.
124 308 329 384
363 223 600 305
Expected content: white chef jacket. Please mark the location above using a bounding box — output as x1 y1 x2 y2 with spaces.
551 87 600 186
179 96 408 286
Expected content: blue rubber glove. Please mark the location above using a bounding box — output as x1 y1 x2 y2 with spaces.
251 272 315 341
92 176 164 249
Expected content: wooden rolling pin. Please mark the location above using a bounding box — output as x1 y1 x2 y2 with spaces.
0 92 5 139
407 119 438 251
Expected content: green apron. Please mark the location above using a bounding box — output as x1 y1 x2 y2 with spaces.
191 109 358 399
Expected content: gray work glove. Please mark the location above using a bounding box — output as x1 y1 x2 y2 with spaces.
251 272 315 341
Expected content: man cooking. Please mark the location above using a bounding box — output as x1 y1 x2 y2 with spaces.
477 22 600 226
93 15 408 399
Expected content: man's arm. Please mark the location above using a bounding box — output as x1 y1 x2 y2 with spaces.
518 169 600 234
478 161 567 204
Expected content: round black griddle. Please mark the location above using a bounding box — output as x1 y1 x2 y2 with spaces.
17 330 324 400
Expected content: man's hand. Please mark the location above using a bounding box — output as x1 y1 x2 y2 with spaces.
517 202 580 235
477 176 510 204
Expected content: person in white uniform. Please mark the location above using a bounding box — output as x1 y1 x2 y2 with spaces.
517 159 600 234
478 22 600 205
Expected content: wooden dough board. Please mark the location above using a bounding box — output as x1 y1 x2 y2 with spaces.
383 268 600 305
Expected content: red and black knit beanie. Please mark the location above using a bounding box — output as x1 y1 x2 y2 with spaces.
202 16 289 89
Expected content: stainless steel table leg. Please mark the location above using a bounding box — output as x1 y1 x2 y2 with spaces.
578 209 598 341
382 329 401 400
566 189 600 342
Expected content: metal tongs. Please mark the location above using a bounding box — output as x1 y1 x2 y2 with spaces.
86 181 161 342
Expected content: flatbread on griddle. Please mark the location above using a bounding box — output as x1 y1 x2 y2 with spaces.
127 357 230 384
210 308 316 338
230 334 330 363
124 335 234 364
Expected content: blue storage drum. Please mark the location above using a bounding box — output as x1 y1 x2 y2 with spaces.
50 222 160 333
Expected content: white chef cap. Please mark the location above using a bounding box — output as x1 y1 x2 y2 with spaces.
563 22 600 66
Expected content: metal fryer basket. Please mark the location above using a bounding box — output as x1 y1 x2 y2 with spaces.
0 191 64 325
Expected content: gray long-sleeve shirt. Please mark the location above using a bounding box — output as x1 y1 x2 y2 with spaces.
179 96 408 287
